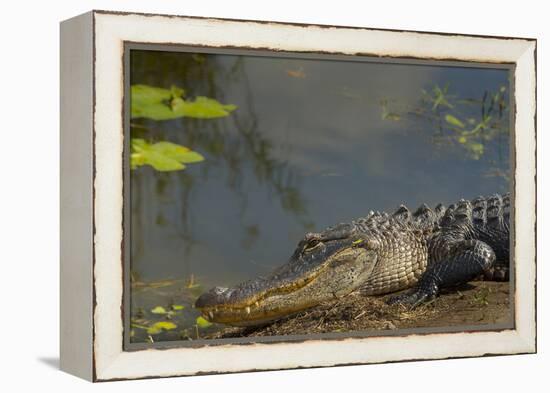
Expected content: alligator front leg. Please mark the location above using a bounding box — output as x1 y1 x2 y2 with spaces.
387 240 496 308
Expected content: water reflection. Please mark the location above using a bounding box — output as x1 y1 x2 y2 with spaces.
129 50 510 342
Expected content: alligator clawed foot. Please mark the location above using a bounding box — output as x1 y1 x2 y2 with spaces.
386 290 433 309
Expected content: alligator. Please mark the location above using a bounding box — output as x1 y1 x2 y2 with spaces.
195 193 510 327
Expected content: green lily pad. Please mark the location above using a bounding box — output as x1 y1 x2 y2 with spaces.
173 96 237 119
147 321 177 335
196 316 212 328
131 138 204 172
131 84 237 120
150 306 168 314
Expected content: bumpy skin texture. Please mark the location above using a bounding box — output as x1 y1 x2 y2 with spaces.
195 193 510 325
386 193 510 306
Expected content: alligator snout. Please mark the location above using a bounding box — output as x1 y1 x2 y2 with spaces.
195 286 232 309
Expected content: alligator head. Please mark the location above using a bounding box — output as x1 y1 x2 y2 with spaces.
195 222 380 326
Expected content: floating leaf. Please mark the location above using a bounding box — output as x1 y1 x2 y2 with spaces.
132 84 178 107
468 142 484 159
171 304 185 311
131 322 149 330
152 142 204 163
174 96 237 119
147 321 177 335
151 306 168 314
131 84 184 119
196 316 212 328
170 85 185 99
131 84 237 120
445 114 464 128
131 138 204 172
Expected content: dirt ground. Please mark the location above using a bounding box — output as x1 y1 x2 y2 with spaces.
205 281 512 339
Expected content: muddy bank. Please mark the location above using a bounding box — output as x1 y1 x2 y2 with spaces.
204 281 512 339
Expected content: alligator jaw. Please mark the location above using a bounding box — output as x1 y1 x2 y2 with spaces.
194 277 323 327
195 244 377 326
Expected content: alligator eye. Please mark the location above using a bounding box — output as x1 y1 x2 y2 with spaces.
304 239 322 252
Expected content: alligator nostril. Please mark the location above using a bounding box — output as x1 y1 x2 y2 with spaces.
195 286 230 308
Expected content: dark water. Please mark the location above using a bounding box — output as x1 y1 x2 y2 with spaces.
129 50 510 342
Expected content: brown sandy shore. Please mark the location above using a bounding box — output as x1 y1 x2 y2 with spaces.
204 281 512 339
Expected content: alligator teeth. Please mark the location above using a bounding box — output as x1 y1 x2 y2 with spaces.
245 306 251 315
255 301 260 307
208 311 214 320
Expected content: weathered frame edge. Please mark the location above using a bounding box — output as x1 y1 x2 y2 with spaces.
59 11 95 381
89 10 537 382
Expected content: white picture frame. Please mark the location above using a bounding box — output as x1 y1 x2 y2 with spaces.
60 10 536 381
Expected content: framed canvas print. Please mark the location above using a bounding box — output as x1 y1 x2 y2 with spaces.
60 10 537 381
